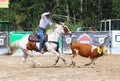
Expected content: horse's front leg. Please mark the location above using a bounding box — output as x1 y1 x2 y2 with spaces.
45 42 67 66
51 49 67 66
54 56 67 66
54 56 60 66
23 50 41 67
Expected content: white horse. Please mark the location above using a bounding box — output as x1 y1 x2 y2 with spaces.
10 23 71 67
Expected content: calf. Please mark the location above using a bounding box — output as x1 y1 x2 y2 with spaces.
70 41 110 66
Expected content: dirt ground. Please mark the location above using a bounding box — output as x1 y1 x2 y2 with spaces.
0 54 120 81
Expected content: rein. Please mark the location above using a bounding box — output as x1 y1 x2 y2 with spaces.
48 41 59 51
48 41 58 44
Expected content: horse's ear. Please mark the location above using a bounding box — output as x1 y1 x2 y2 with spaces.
63 26 69 33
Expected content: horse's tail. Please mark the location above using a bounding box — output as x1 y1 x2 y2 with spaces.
9 40 19 55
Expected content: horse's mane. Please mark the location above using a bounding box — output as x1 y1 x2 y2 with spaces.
46 24 57 34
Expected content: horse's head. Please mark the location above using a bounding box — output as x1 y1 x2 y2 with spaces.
59 23 71 35
53 23 71 36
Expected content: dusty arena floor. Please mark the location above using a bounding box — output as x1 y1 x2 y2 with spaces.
0 54 120 81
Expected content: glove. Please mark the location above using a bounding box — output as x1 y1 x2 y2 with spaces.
49 22 53 26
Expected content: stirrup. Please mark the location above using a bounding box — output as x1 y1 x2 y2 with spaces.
40 49 45 54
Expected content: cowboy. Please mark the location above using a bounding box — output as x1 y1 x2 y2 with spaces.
38 12 53 53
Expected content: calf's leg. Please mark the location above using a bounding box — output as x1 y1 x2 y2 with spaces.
70 54 77 67
85 58 97 66
85 59 94 66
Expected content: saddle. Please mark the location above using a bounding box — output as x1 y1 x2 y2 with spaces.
28 31 48 42
28 32 40 42
28 32 58 53
28 32 48 53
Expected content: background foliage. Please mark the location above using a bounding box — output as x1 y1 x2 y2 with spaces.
0 0 120 31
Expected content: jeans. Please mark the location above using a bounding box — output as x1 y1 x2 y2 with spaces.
38 28 45 51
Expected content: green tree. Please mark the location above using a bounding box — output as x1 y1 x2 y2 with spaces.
112 0 120 18
0 0 119 31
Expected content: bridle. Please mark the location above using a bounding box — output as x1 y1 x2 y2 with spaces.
61 24 71 35
47 24 71 47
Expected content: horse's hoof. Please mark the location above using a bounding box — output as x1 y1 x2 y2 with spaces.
93 63 95 65
23 61 26 63
53 63 56 66
85 64 90 66
69 63 74 68
54 66 57 68
69 64 72 67
37 63 41 67
32 64 36 68
22 57 26 63
40 49 45 54
52 64 57 68
32 63 41 68
69 64 71 66
64 62 67 65
70 65 74 68
73 62 75 66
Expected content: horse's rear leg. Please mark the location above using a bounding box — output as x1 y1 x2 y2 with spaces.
28 51 41 67
22 49 41 67
29 56 41 67
22 49 28 63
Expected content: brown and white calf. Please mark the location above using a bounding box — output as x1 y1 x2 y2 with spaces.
70 41 110 66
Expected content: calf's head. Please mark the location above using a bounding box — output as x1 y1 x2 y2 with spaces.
99 45 111 55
